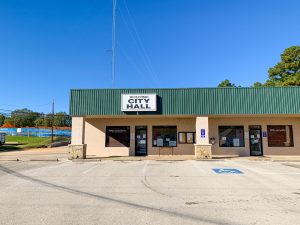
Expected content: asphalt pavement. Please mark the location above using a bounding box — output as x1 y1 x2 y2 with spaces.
0 159 299 225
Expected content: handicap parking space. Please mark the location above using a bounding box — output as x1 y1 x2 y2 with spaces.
212 168 243 174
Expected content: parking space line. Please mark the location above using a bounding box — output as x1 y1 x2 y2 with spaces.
142 160 149 175
230 161 300 175
82 163 99 174
190 161 207 174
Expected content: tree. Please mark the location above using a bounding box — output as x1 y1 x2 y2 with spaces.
44 114 54 127
34 116 45 127
252 82 264 87
34 114 52 127
4 117 14 127
218 79 238 87
266 46 300 86
0 114 5 127
11 108 40 127
53 112 71 127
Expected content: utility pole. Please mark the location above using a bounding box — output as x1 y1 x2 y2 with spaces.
51 99 54 143
111 0 117 87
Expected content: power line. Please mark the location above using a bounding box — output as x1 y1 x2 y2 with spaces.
112 0 117 87
117 42 150 83
123 0 161 85
0 102 52 108
117 0 160 86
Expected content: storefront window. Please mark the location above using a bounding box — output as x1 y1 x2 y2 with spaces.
153 126 177 147
106 126 130 147
219 126 245 147
267 125 294 147
178 132 195 144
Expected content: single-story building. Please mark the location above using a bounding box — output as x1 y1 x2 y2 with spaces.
69 87 300 158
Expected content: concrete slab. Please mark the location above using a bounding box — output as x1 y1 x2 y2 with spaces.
265 155 300 162
0 146 68 162
0 160 299 225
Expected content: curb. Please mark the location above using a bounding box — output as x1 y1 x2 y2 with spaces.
155 159 185 161
113 159 142 161
29 158 59 162
195 159 225 161
72 159 101 162
0 158 19 161
282 163 300 169
272 159 300 162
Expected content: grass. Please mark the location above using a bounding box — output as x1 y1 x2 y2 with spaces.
0 136 70 151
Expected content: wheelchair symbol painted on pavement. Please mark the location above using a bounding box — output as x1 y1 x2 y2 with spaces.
212 168 243 174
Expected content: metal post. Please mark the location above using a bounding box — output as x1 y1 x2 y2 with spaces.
51 99 54 143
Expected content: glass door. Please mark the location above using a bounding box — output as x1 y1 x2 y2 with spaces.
135 126 147 156
249 126 263 156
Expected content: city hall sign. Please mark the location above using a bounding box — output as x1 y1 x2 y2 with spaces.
121 94 157 111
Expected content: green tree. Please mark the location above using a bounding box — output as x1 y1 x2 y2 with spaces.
34 114 52 127
34 116 45 127
252 82 264 87
44 114 53 127
266 46 300 86
218 79 238 87
0 114 5 127
53 112 71 127
34 113 71 127
11 108 40 127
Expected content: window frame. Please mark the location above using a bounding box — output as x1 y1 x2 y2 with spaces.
267 125 294 147
152 126 177 147
178 132 195 144
105 126 130 147
218 125 245 148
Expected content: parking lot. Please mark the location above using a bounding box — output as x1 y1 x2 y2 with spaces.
0 159 299 225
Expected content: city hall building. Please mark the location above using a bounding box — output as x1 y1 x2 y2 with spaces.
69 87 300 158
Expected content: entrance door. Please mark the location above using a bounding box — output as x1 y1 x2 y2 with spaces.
249 126 263 156
135 126 147 156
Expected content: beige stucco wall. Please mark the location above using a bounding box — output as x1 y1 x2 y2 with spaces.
71 117 85 145
209 117 300 156
73 115 300 157
84 117 196 157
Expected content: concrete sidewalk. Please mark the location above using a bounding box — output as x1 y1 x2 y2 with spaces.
264 155 300 162
0 146 69 161
78 155 239 162
1 147 300 162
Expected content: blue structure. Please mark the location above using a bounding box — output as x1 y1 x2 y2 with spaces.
0 128 71 137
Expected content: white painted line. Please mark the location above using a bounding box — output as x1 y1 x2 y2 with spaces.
82 163 99 174
23 160 71 176
142 160 149 175
229 161 271 174
229 161 300 175
190 160 207 174
253 172 300 175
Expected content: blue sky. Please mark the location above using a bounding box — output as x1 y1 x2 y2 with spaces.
0 0 299 113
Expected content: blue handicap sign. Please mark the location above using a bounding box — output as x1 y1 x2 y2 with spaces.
212 168 243 174
200 129 205 138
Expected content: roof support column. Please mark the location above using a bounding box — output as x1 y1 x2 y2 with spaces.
69 117 86 159
194 116 212 159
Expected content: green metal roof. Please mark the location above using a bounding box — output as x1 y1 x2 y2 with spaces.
69 87 300 116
